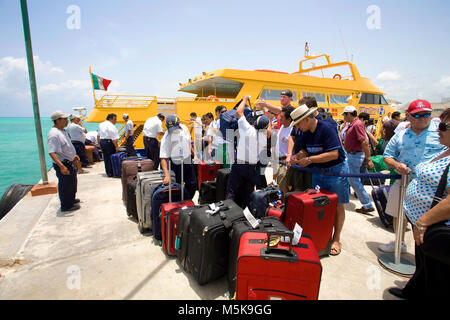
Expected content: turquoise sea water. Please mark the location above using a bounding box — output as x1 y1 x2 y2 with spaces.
0 117 103 199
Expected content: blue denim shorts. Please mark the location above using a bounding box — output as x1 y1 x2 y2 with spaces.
311 161 350 204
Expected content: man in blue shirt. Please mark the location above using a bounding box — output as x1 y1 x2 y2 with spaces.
379 99 446 254
290 104 350 256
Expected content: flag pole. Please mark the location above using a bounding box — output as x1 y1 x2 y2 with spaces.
89 66 97 105
20 0 48 185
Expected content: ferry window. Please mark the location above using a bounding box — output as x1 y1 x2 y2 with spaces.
302 92 326 103
261 89 297 101
329 94 350 104
360 93 374 104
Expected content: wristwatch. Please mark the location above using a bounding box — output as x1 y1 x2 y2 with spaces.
307 157 312 164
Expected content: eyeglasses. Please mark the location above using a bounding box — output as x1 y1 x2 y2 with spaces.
411 113 431 119
438 122 450 132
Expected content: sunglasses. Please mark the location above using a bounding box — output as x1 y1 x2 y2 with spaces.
438 122 450 132
411 113 431 119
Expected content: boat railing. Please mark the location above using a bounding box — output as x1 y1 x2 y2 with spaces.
95 94 160 109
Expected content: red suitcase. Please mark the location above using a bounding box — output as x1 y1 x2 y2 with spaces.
284 189 337 257
265 201 284 221
235 230 322 300
197 161 221 189
160 161 194 256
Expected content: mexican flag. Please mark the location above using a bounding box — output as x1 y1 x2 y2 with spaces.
91 73 112 91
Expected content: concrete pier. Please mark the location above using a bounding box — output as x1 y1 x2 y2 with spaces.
0 162 414 299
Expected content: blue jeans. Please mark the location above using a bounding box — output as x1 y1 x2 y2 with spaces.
312 161 350 204
347 152 374 209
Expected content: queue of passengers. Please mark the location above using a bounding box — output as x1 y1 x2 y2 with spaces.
47 93 450 299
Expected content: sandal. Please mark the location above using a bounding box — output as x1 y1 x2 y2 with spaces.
330 242 342 256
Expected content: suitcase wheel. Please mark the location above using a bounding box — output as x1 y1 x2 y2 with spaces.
138 221 150 234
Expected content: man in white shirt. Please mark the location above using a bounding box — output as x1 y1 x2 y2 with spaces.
143 113 165 169
226 96 270 209
67 114 90 172
85 130 102 162
98 113 120 177
189 112 203 163
47 110 81 212
160 115 196 198
122 113 137 157
272 106 294 193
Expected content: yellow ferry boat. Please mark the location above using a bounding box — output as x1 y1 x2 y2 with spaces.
84 44 396 148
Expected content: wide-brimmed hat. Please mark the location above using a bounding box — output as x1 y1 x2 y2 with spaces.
289 105 317 127
51 110 71 121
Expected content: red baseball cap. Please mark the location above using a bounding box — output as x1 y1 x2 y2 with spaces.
407 99 432 114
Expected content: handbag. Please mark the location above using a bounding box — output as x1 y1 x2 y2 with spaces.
422 162 450 265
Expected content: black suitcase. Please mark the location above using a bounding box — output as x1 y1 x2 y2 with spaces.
227 216 289 297
126 179 138 219
175 205 207 270
185 199 246 285
371 185 393 228
215 168 231 202
248 186 282 218
199 181 217 205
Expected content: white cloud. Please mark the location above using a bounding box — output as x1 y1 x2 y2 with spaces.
440 76 450 87
376 70 402 81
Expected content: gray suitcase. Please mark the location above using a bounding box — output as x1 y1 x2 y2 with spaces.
136 171 175 234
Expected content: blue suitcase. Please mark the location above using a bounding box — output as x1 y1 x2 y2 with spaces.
111 152 127 177
150 183 190 241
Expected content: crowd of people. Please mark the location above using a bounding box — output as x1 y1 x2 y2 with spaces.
47 92 450 299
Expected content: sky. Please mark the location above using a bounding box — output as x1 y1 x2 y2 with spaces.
1 0 450 117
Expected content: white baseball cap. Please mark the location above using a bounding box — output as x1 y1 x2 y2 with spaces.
341 105 357 115
50 110 71 121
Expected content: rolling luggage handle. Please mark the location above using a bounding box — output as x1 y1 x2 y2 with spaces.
167 157 184 204
260 230 299 263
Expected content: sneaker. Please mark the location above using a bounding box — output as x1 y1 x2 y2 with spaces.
61 203 81 212
378 241 407 253
355 207 375 214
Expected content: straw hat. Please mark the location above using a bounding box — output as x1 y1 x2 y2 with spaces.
289 104 317 127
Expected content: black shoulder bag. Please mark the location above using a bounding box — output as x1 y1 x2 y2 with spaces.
422 163 450 265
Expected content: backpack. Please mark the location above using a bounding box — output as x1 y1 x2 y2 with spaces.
219 99 256 143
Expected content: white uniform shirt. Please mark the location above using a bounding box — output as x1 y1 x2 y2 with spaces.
85 131 98 144
160 123 191 161
143 116 163 138
207 119 228 149
236 116 258 164
47 127 76 162
98 120 119 140
276 125 293 158
191 117 203 138
125 119 134 136
66 123 86 143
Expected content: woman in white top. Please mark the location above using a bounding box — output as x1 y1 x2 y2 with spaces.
388 108 450 299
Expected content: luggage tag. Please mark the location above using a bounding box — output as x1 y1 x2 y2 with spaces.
307 185 321 195
243 207 260 229
279 223 302 245
206 203 219 215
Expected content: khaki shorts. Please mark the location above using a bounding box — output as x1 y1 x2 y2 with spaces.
385 178 411 218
